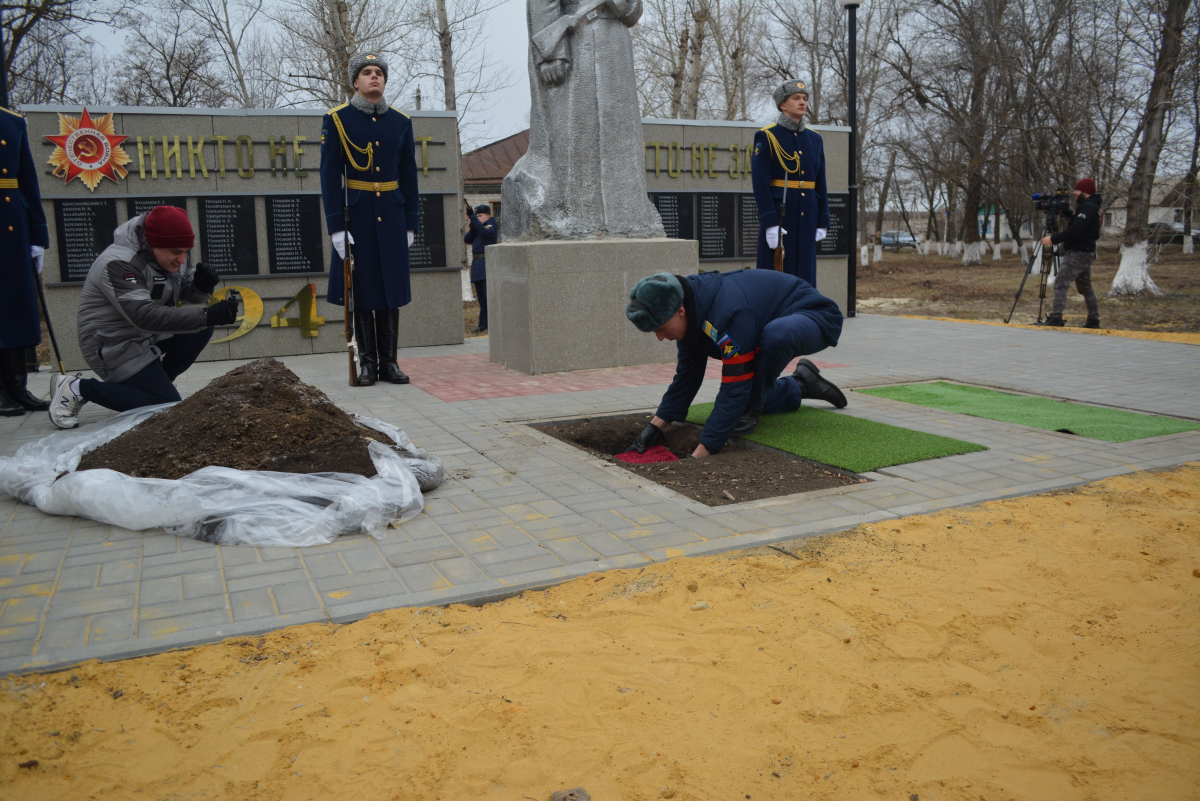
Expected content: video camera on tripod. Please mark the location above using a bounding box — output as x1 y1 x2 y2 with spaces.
1004 188 1071 324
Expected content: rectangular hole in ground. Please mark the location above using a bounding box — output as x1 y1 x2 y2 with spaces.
532 413 863 507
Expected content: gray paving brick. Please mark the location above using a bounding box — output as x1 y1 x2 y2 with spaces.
88 610 136 644
98 559 140 586
341 546 389 574
139 594 229 623
434 556 489 585
470 542 549 566
45 594 136 621
302 553 350 579
182 572 225 599
230 588 278 622
272 582 322 614
139 610 230 638
140 555 220 579
396 563 450 593
55 564 99 591
313 568 401 593
139 576 182 605
321 581 408 607
36 616 90 652
482 553 563 578
540 537 600 564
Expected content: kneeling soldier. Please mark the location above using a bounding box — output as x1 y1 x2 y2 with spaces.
624 270 847 458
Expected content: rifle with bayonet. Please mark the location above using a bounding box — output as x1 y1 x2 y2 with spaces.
773 176 789 271
343 166 359 387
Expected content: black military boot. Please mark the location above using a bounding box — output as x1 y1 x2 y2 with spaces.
375 309 410 384
354 311 378 386
1084 314 1100 329
732 407 762 437
1036 313 1064 327
0 387 22 416
1 348 50 412
792 359 848 408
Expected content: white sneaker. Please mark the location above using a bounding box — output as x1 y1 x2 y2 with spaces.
49 373 86 429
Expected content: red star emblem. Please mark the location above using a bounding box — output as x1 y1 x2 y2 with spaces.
45 107 131 190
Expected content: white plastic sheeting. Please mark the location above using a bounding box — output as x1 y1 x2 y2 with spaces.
0 404 444 547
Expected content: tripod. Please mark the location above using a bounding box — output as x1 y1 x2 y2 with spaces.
1004 211 1063 324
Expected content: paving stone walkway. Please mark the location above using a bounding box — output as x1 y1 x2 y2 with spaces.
1 315 1196 674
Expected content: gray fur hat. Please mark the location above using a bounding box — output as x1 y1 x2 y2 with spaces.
773 78 810 109
349 53 389 85
626 273 684 332
475 204 492 215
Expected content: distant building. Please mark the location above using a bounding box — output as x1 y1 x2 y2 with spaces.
462 130 529 219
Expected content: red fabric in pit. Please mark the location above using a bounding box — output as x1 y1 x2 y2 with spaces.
613 445 680 464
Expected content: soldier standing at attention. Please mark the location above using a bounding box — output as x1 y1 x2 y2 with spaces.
0 104 51 417
321 53 421 386
751 79 829 287
463 201 498 333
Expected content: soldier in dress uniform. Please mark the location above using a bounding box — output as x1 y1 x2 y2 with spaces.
463 201 498 333
321 53 421 386
0 105 51 417
750 79 829 287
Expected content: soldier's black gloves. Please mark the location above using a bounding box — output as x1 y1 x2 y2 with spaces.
205 297 239 327
625 422 665 454
192 262 220 294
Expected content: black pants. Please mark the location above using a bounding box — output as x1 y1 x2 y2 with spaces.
473 279 488 330
78 327 214 413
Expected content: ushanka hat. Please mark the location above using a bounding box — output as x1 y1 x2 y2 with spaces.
773 78 810 109
626 273 684 332
349 53 389 85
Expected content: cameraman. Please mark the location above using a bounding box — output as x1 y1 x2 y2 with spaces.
1039 178 1101 328
48 206 237 429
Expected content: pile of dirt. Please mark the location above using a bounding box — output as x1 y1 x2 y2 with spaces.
536 414 858 506
77 359 395 479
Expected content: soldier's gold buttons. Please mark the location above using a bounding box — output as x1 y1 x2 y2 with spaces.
1 169 6 174
376 192 380 196
372 117 377 122
376 166 380 171
7 226 11 231
3 197 8 202
377 217 382 222
376 141 380 146
1 140 5 145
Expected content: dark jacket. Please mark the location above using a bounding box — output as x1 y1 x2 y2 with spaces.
749 123 829 284
0 107 50 350
655 269 843 453
464 212 498 281
77 214 211 384
320 102 421 310
1050 193 1102 252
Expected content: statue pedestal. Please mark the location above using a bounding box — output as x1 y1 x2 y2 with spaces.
487 238 699 375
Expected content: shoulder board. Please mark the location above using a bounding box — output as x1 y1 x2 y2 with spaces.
327 102 349 115
758 125 773 133
703 320 720 342
0 106 24 119
390 106 410 118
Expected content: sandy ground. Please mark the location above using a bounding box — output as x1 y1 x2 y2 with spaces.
2 466 1198 801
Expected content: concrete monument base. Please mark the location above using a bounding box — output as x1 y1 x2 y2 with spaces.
487 238 699 374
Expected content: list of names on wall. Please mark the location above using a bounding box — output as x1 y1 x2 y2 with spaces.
818 193 851 257
54 199 118 282
696 193 735 260
409 195 447 268
650 193 694 240
737 194 759 259
198 196 259 275
126 197 186 220
266 195 324 274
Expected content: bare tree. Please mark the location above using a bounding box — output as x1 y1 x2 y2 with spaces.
1110 0 1191 296
111 3 230 107
3 0 124 104
180 0 277 107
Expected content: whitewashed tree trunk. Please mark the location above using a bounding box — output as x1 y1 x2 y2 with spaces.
1184 234 1194 255
1012 240 1019 255
953 241 963 257
961 241 982 265
461 268 475 301
993 243 1002 260
1019 243 1030 266
979 240 989 255
861 245 871 264
1109 242 1164 296
873 244 883 262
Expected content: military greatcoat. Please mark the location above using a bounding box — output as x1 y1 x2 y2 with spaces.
0 107 50 350
320 103 421 310
750 122 829 286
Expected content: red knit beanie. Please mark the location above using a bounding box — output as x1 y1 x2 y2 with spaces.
144 205 194 249
1074 177 1096 195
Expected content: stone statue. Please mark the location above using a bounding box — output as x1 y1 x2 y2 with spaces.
502 0 665 241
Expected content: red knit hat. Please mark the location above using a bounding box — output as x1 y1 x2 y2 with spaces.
1074 177 1096 195
144 205 194 249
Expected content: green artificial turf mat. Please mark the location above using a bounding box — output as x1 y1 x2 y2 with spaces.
685 404 986 474
857 382 1200 443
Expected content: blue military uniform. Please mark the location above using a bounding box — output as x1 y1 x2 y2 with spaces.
464 209 498 331
0 107 50 351
655 270 842 453
320 102 420 310
750 121 829 286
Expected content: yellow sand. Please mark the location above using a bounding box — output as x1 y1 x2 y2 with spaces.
897 314 1200 345
3 467 1198 801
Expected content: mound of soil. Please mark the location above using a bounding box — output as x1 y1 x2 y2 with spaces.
535 415 860 506
77 358 395 479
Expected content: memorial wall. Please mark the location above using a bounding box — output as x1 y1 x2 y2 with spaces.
640 119 852 314
24 104 465 372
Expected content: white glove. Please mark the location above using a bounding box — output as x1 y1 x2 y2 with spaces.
815 228 827 242
765 226 779 249
31 245 44 275
407 231 415 247
331 230 355 260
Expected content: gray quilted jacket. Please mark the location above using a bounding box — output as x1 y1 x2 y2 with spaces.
76 213 211 383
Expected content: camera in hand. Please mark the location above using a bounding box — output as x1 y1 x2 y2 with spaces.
1031 187 1071 213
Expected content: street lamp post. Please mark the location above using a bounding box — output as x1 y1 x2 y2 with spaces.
840 0 862 318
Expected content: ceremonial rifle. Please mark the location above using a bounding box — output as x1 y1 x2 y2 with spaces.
773 176 789 271
343 165 359 386
531 0 627 59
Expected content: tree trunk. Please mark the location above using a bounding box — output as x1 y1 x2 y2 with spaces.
1111 0 1188 296
960 172 984 265
682 1 709 119
874 151 896 246
436 0 457 111
669 25 689 118
324 0 355 101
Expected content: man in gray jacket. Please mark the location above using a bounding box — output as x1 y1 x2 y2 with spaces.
49 206 239 429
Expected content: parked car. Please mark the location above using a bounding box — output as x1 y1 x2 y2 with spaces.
880 230 919 249
1146 221 1200 244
